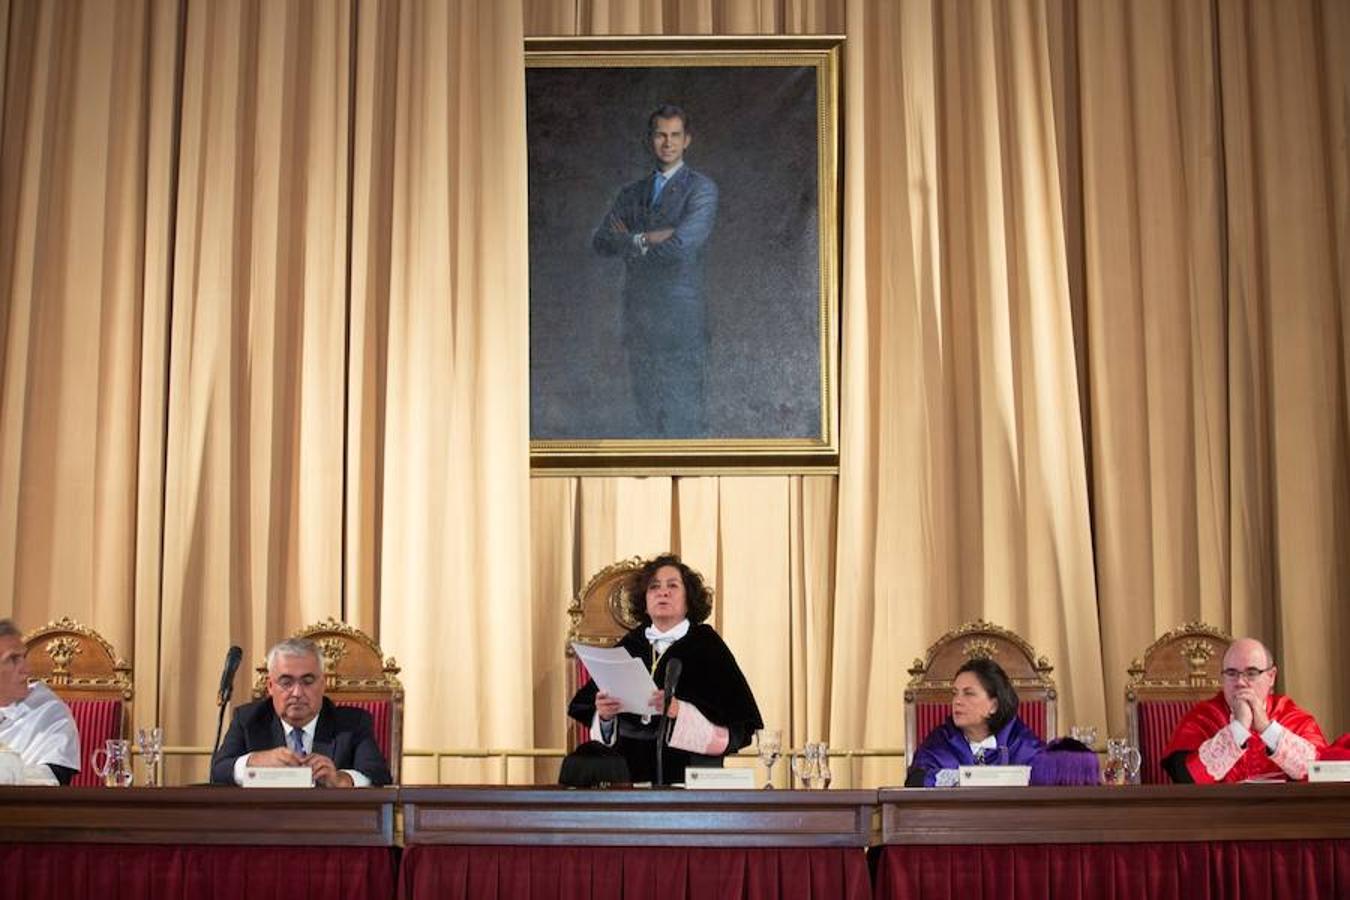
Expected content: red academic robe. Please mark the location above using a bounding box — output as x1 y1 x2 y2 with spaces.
1321 733 1350 761
1162 692 1327 783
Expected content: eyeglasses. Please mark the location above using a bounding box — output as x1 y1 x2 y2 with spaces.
1221 666 1274 681
274 674 320 692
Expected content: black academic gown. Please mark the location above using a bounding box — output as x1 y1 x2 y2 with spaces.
568 622 764 785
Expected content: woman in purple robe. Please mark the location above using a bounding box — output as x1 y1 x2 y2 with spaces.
904 657 1044 787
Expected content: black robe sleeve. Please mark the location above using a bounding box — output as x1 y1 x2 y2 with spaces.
566 622 764 784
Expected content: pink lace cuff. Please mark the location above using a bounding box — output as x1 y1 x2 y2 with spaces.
1270 730 1317 780
1198 726 1244 780
669 701 730 756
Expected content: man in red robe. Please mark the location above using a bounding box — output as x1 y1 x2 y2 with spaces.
1162 637 1327 783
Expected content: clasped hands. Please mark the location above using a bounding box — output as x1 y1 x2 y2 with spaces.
595 690 680 723
608 219 675 246
248 746 353 787
1229 688 1271 734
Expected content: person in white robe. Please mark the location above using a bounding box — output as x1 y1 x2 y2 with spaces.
0 620 80 785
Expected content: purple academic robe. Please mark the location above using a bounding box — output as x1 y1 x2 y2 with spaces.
906 716 1044 787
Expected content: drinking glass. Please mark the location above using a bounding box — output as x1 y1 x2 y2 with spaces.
755 729 782 789
136 726 164 787
1069 725 1098 749
92 739 134 788
1103 738 1142 785
792 742 830 789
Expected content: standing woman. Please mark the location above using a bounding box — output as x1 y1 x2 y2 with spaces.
905 657 1044 787
568 554 763 785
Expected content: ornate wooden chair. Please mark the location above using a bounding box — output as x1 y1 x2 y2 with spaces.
565 558 647 750
252 618 404 783
22 617 133 787
904 620 1058 767
1125 622 1231 784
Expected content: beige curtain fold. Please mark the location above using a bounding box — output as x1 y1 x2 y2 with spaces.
2 0 1347 789
157 0 355 780
1077 0 1231 730
1217 0 1350 728
0 0 177 739
349 0 533 783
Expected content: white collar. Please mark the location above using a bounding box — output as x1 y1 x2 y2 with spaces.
969 734 997 754
282 714 319 746
644 619 690 645
654 161 685 181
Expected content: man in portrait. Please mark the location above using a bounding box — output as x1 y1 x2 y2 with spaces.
211 637 391 787
1161 636 1327 783
592 103 719 438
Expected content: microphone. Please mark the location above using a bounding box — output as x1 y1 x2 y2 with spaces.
661 658 683 716
211 645 243 762
655 658 683 787
217 645 243 707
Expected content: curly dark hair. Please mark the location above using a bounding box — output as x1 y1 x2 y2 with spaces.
955 657 1020 735
624 554 713 626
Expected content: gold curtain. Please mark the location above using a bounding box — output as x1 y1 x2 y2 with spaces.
1 0 1346 786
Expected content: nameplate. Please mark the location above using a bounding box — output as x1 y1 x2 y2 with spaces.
1308 760 1350 783
685 767 757 790
958 765 1031 787
242 766 314 788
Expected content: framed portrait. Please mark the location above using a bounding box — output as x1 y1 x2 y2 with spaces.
526 37 841 473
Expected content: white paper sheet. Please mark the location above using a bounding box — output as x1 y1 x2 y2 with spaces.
572 643 661 714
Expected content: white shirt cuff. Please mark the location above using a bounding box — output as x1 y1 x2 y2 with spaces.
232 752 253 785
1258 721 1286 752
1228 719 1253 746
342 769 371 787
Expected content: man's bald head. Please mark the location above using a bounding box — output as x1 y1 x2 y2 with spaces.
1221 637 1277 707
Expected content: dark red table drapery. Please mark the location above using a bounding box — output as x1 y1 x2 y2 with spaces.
399 845 871 900
873 840 1349 900
5 843 396 900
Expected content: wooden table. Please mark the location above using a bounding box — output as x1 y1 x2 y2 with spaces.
874 783 1350 900
399 787 877 899
402 786 877 847
2 786 398 900
0 785 396 845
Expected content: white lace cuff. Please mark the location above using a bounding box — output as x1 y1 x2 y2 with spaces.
1198 726 1244 780
1270 730 1317 780
668 701 729 756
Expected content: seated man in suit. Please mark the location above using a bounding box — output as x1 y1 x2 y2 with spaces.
211 637 391 787
0 619 80 785
1162 637 1326 783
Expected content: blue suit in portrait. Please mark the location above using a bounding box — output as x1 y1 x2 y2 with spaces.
593 164 719 438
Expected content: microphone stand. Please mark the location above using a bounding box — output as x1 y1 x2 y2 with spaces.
655 658 682 787
212 690 232 758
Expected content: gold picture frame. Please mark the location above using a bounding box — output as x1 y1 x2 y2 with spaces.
526 37 842 475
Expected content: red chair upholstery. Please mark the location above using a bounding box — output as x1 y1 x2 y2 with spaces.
253 619 403 782
1125 623 1230 783
904 620 1057 767
335 699 392 763
22 617 133 786
67 699 123 786
1135 699 1195 785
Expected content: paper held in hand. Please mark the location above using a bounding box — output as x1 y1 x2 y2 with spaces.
572 643 661 715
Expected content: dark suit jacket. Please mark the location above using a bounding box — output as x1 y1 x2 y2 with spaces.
592 164 719 436
210 696 392 786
